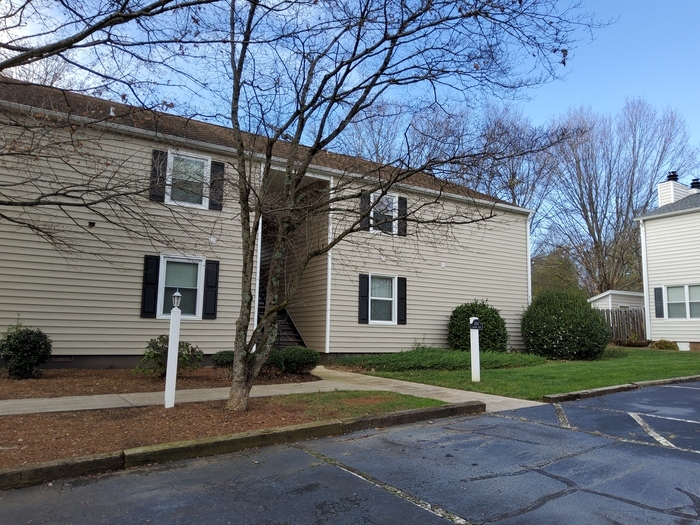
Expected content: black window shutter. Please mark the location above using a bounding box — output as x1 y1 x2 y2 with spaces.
358 274 369 324
654 288 664 318
360 193 370 231
203 260 220 319
397 277 407 325
150 150 167 202
141 255 160 318
209 161 225 211
398 197 407 237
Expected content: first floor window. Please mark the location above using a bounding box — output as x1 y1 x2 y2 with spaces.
370 275 395 322
140 254 219 320
665 285 700 319
358 274 407 325
163 258 201 316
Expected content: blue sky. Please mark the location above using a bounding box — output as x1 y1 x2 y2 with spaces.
520 0 700 168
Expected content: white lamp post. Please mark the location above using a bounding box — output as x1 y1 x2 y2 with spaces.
470 317 482 382
164 290 182 408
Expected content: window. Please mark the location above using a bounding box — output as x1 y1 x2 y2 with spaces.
140 255 220 320
358 274 406 325
150 150 225 211
665 285 700 319
371 193 398 234
166 151 211 208
370 275 395 322
359 192 408 236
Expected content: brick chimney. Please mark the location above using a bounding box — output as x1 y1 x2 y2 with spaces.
658 171 690 206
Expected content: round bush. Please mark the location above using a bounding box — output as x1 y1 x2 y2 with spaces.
651 339 679 351
266 346 320 374
0 323 52 379
521 291 610 360
447 300 508 352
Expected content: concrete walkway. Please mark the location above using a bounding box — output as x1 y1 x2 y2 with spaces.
0 366 542 416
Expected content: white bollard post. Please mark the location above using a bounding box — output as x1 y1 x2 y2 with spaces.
164 303 181 409
470 316 481 382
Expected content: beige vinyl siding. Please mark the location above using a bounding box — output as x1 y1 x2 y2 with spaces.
589 292 644 310
609 293 644 309
284 182 330 351
329 190 530 353
0 121 243 356
644 212 700 342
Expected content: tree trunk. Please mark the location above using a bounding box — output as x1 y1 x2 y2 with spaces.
226 373 255 411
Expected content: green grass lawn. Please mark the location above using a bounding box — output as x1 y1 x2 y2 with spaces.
331 347 700 401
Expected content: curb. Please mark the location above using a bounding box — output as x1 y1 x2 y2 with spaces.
0 401 485 491
542 375 700 403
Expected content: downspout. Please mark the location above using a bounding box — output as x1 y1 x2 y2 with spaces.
639 219 652 340
526 212 533 304
325 177 334 354
252 165 264 352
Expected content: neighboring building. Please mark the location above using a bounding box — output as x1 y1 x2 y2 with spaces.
636 172 700 351
0 79 532 366
588 290 645 310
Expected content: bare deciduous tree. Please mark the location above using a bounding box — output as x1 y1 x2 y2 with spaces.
545 99 699 295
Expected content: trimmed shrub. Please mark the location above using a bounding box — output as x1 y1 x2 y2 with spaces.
0 323 52 379
447 300 509 353
211 350 234 369
135 335 204 377
651 339 679 351
521 290 610 360
266 346 320 374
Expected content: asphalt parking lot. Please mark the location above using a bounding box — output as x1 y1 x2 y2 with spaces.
2 382 700 524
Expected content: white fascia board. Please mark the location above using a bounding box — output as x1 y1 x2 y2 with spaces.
634 207 700 222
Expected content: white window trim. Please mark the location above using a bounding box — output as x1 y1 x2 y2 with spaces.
156 254 206 320
164 149 211 209
370 192 398 235
368 274 397 325
664 285 700 320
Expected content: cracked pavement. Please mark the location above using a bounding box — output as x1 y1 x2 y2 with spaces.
2 382 699 524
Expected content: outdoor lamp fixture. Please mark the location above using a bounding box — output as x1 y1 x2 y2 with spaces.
172 290 182 309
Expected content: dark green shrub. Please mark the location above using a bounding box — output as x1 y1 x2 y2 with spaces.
651 339 679 351
447 300 508 352
0 323 52 379
135 335 204 377
266 346 320 374
521 290 610 360
211 350 234 368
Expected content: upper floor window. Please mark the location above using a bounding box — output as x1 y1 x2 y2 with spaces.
371 193 398 234
359 192 407 236
150 149 224 211
166 152 211 208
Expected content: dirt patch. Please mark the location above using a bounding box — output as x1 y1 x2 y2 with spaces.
0 398 320 469
0 368 326 469
0 367 319 400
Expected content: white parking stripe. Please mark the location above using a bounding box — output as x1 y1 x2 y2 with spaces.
641 413 700 425
628 412 678 448
663 385 700 391
553 403 572 429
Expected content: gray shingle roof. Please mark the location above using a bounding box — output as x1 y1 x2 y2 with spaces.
637 192 700 220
